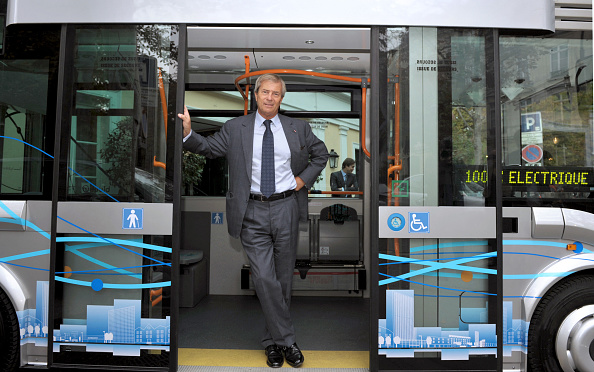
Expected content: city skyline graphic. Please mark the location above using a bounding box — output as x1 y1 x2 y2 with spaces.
379 289 528 360
17 281 170 356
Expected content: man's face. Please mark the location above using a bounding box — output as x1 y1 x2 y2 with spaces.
343 164 355 174
255 80 284 119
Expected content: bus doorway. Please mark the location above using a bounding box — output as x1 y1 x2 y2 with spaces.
178 27 371 366
48 25 183 371
375 27 500 371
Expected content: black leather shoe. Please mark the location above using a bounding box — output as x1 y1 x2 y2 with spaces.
283 343 304 368
265 344 284 368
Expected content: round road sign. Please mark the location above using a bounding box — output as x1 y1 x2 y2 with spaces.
522 144 543 163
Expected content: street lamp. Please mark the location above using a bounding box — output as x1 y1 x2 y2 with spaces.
328 149 339 169
553 137 559 165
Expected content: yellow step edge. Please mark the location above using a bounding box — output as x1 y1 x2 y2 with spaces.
179 348 369 368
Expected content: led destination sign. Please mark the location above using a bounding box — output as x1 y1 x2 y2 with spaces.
459 166 594 191
505 169 590 186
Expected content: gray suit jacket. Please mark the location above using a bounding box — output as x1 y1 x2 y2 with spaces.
184 112 329 238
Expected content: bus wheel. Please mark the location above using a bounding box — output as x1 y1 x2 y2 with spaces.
528 275 594 372
0 288 20 372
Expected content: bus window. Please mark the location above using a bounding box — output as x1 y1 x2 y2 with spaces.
0 0 5 54
0 15 4 54
0 25 60 199
64 27 176 203
500 31 593 212
0 68 48 196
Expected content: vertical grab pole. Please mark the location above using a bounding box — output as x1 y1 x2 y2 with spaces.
154 68 168 169
244 55 250 115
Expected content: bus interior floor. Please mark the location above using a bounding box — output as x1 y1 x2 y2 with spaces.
179 295 370 351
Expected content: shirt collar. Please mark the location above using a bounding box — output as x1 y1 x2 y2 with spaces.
255 112 280 128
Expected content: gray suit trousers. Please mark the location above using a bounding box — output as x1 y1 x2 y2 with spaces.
240 194 299 348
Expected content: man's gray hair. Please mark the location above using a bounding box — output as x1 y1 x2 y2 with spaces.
254 73 286 97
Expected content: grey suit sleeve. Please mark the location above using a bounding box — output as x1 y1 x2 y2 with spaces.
297 123 329 188
182 122 230 158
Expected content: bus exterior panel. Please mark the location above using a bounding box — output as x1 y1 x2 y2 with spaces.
6 0 554 31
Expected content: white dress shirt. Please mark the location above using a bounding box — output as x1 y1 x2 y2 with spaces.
251 112 296 194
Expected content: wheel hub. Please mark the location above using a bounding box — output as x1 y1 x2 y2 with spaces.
556 305 594 372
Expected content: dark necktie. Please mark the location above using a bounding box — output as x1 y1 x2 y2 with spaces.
261 120 275 197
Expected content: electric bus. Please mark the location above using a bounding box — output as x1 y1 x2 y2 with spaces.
0 0 592 371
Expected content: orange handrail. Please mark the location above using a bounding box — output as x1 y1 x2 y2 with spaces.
158 68 168 137
243 84 251 115
234 56 371 158
153 157 166 169
235 69 364 99
154 67 168 169
388 78 401 205
388 78 401 258
361 86 370 157
150 288 163 307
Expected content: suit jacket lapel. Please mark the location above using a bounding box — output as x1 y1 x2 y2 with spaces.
280 115 300 160
241 113 256 180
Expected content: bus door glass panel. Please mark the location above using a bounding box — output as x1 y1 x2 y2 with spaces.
0 0 5 54
0 15 4 54
500 33 594 213
52 25 179 369
378 27 496 370
0 24 59 367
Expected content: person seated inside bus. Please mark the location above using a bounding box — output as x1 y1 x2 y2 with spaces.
330 158 358 197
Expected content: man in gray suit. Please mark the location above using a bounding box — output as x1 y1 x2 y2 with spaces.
178 74 328 368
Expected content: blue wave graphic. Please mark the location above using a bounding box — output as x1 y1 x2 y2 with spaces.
379 240 590 297
54 276 170 289
0 196 172 288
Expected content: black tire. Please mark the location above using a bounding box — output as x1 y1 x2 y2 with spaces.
528 275 594 372
0 287 20 372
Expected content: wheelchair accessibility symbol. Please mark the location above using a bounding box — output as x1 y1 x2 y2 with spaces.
409 212 429 233
387 213 405 232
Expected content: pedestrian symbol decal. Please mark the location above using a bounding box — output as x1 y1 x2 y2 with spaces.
409 212 429 233
212 212 223 224
123 208 143 229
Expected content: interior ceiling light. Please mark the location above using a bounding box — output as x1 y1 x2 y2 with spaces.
305 40 314 44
